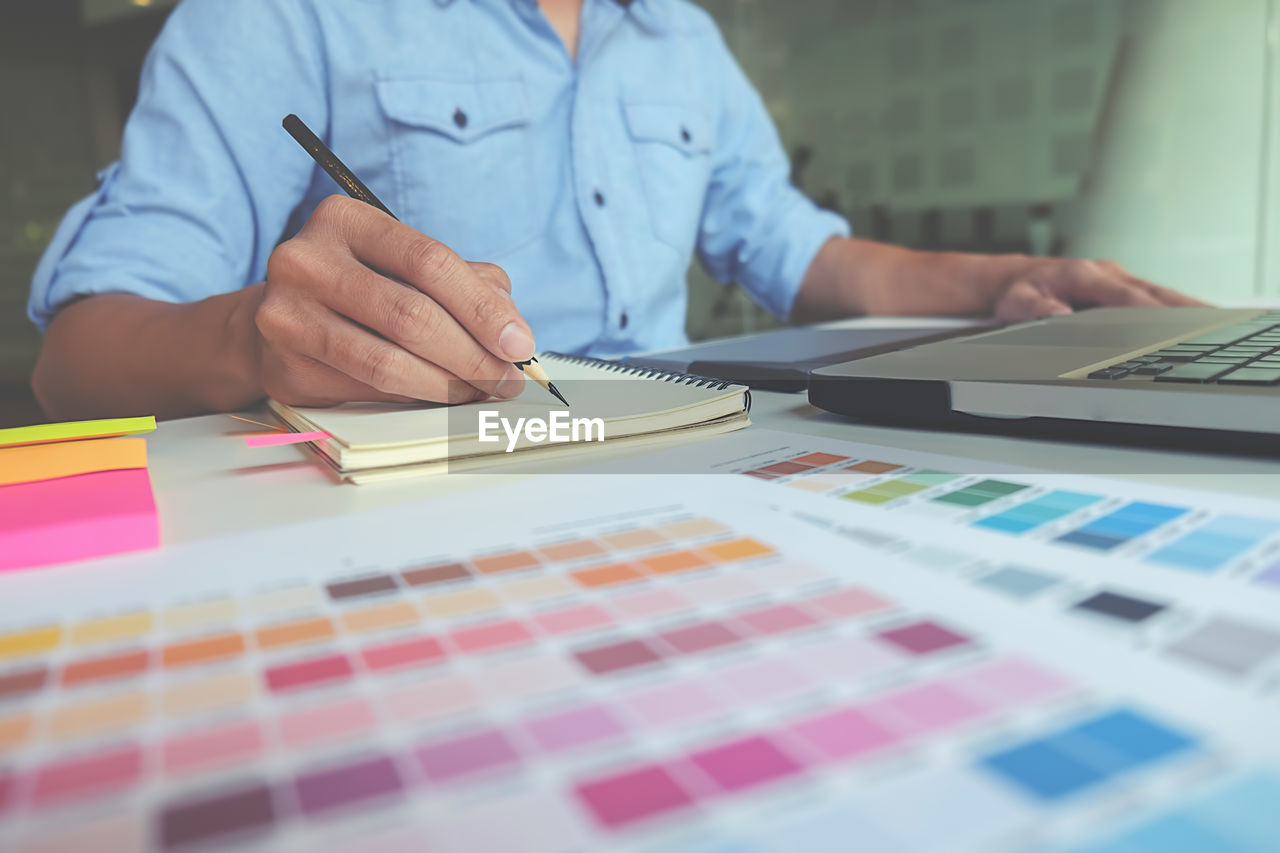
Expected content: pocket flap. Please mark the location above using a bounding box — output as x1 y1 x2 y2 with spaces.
623 101 714 154
376 77 530 143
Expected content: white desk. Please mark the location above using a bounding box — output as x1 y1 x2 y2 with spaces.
13 324 1280 853
151 381 1280 549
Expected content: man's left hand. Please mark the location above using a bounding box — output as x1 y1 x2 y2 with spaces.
993 257 1208 323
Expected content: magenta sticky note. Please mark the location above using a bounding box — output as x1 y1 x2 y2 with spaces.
0 468 159 572
242 431 329 448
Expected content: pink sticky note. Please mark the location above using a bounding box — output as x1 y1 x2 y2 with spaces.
0 468 159 572
242 431 329 448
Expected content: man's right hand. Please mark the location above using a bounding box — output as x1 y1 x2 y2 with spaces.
254 194 534 406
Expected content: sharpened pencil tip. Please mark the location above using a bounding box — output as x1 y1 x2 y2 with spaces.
548 383 569 407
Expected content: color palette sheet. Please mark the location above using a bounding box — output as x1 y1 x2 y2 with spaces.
593 429 1280 590
0 475 1276 852
583 432 1280 688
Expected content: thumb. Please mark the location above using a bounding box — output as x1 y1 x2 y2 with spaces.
995 280 1073 323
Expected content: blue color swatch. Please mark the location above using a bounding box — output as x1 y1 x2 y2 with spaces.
1069 772 1280 853
1054 502 1188 551
1146 515 1280 573
978 709 1197 802
971 490 1101 535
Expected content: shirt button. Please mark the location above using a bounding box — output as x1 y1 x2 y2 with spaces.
594 190 606 207
619 311 629 329
680 126 691 143
453 108 468 129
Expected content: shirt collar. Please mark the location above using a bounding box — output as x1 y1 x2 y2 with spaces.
432 0 662 26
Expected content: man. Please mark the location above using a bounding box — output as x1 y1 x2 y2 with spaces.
28 0 1202 420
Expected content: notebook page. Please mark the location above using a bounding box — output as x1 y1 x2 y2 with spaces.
272 353 747 455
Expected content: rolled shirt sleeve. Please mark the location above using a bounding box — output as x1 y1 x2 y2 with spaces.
27 0 326 331
694 23 851 320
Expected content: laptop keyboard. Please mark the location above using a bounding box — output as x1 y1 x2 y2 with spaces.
1088 312 1280 386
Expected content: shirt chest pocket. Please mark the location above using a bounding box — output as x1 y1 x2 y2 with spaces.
376 76 536 259
623 101 715 254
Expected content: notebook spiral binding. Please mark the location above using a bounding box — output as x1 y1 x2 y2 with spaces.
541 352 740 391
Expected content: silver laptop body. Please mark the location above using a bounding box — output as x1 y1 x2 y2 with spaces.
809 307 1280 438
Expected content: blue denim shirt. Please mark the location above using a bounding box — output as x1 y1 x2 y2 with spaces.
28 0 849 356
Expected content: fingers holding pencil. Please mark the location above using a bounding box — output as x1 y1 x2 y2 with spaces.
277 114 566 407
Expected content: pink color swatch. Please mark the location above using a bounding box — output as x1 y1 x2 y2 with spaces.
264 654 353 693
715 657 817 702
676 573 760 606
799 635 902 680
806 587 894 619
951 658 1074 707
625 679 728 728
866 683 988 735
30 744 143 806
384 675 478 723
449 619 534 654
415 729 521 782
279 698 376 748
686 735 805 793
532 604 613 636
0 468 158 572
789 708 900 762
658 621 744 656
609 588 690 620
876 621 971 656
163 720 263 775
575 765 695 829
360 636 447 672
242 431 329 448
575 639 665 675
525 704 628 753
477 655 583 702
734 603 820 636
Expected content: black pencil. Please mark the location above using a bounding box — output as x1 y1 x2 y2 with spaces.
281 114 568 407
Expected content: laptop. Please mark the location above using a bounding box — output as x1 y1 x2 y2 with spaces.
808 307 1280 447
625 323 985 391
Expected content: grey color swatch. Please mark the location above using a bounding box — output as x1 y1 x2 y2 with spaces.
976 565 1061 599
1165 618 1280 676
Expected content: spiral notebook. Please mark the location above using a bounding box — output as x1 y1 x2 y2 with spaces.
267 352 752 483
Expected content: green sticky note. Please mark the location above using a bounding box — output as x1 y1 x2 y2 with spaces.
0 416 157 449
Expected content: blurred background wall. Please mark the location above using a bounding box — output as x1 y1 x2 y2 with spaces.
1 0 168 425
690 0 1280 338
0 0 1276 425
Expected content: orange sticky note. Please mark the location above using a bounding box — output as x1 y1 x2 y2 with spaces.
0 438 147 487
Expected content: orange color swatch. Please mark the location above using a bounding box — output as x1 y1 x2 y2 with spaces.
471 550 540 575
162 633 246 668
639 550 711 575
255 617 335 650
537 539 607 562
702 538 775 562
572 562 644 588
62 649 149 687
600 528 667 550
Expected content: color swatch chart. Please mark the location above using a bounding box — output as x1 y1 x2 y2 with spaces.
0 478 1276 853
617 428 1280 591
587 432 1280 690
